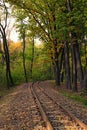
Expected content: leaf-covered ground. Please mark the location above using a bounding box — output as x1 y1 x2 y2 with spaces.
0 83 46 130
39 81 87 125
0 81 87 130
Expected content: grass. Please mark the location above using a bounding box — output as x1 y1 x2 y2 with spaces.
49 80 87 107
61 91 87 106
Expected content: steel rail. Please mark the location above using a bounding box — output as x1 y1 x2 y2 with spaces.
30 86 54 130
38 85 87 130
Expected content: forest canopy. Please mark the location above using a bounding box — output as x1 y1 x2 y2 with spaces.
0 0 87 92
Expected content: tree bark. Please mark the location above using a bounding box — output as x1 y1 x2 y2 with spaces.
60 48 65 83
75 43 84 88
54 43 60 86
30 37 34 79
64 41 71 89
22 30 28 82
84 44 87 71
66 0 83 90
54 60 60 86
71 43 78 92
0 0 13 88
3 30 14 88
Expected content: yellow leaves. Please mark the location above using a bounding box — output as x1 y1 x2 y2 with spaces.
57 44 64 53
9 41 22 53
48 43 64 55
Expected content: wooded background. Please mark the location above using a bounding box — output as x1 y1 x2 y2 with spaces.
0 0 87 93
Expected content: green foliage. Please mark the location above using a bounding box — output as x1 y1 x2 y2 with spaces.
62 91 87 106
1 0 87 91
0 66 6 87
12 64 25 84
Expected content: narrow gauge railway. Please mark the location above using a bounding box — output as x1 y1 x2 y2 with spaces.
31 83 87 130
0 85 47 130
27 86 47 130
39 83 87 125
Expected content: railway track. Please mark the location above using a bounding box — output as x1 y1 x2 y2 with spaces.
27 85 47 130
31 83 87 130
0 84 47 130
40 83 87 125
0 83 87 130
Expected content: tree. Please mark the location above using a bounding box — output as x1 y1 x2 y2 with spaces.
0 0 14 88
64 41 71 89
66 0 86 91
7 0 87 90
6 0 63 86
15 11 29 82
21 21 28 82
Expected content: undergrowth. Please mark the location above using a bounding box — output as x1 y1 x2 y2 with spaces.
61 91 87 106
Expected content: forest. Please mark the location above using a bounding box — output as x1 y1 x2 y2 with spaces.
0 0 87 95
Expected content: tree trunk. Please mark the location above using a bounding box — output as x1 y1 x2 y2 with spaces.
71 43 78 92
75 43 84 88
54 44 60 86
22 30 28 82
60 49 64 74
3 30 14 88
64 41 71 89
84 44 87 71
30 37 34 79
66 0 83 90
54 61 60 86
60 49 64 83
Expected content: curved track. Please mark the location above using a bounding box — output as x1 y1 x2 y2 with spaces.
31 83 87 130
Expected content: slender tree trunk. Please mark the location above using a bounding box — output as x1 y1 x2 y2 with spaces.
0 0 13 88
3 30 14 88
64 41 71 89
60 49 64 83
0 41 2 52
49 62 53 79
84 44 87 70
71 43 78 92
51 8 60 86
30 37 34 79
60 49 64 73
22 30 28 82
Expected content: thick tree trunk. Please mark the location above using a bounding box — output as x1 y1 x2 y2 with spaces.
64 41 71 89
75 43 84 88
54 44 60 86
54 61 60 86
66 0 83 90
71 32 83 90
